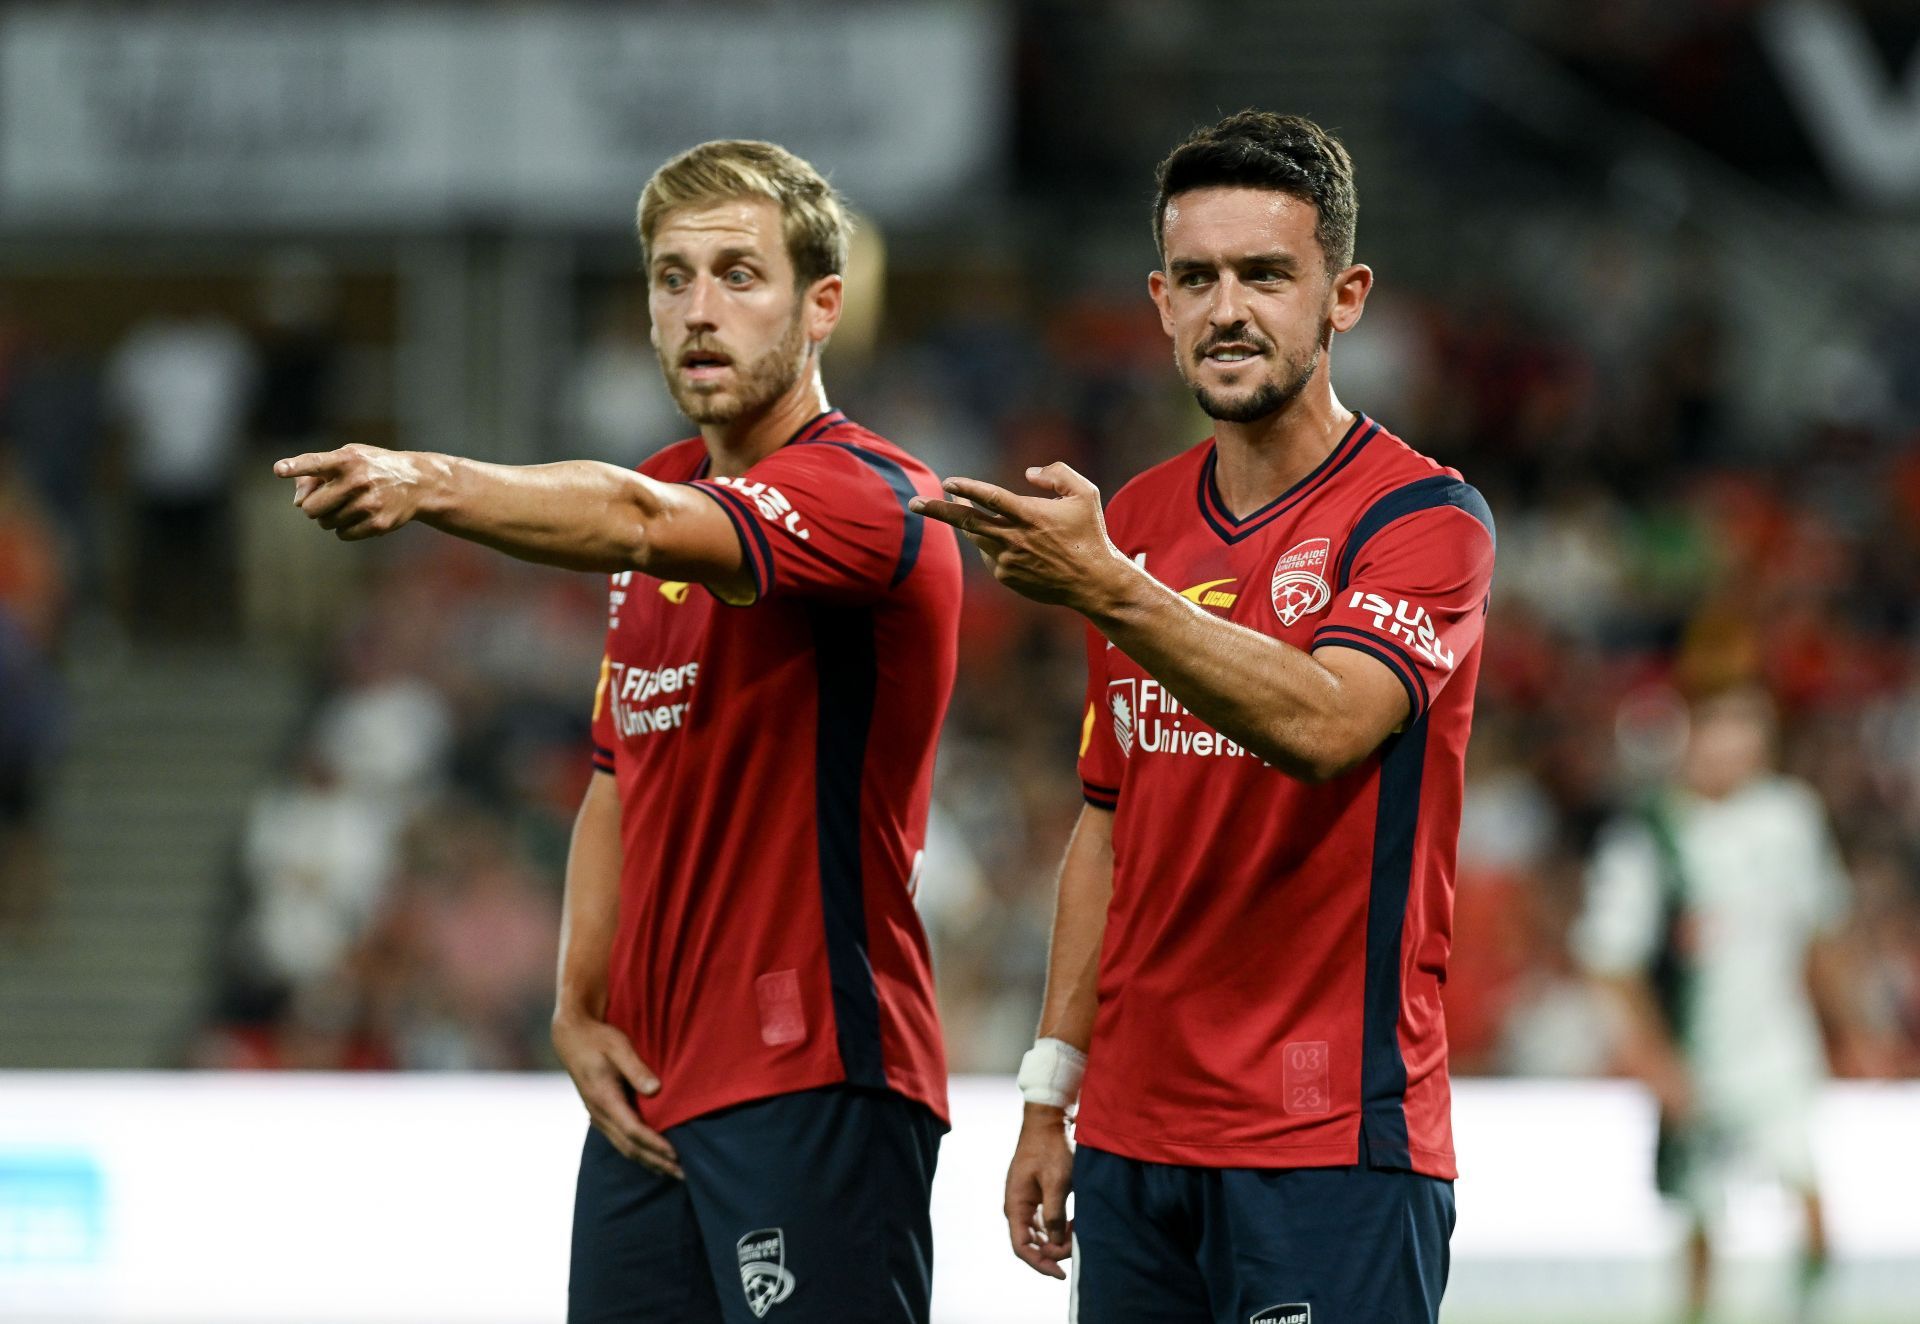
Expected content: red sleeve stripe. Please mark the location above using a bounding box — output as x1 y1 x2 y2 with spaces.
692 482 775 599
1313 626 1429 721
1081 779 1120 809
591 745 616 773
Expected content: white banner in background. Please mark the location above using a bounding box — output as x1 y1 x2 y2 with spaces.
0 1075 1916 1324
0 6 1005 228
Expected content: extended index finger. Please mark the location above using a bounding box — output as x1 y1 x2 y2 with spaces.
272 451 345 481
940 476 1034 520
907 496 1014 533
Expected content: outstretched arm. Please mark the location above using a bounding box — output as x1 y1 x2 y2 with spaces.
913 465 1409 781
274 445 751 597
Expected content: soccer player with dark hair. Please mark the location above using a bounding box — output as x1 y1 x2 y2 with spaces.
915 110 1494 1322
276 139 959 1323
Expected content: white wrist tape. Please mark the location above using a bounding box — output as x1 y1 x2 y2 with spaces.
1017 1037 1088 1109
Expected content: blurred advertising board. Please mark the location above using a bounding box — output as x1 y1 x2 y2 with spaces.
0 1074 1915 1323
0 5 1005 230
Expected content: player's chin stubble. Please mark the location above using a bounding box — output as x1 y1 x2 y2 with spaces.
1184 321 1328 425
663 310 808 426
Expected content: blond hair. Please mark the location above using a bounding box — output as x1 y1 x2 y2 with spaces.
637 139 851 288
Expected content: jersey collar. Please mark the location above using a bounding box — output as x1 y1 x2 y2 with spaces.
1196 412 1377 545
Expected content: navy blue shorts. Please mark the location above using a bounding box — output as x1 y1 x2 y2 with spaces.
1070 1144 1454 1324
568 1085 943 1324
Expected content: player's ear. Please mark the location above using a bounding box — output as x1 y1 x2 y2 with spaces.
1328 263 1373 335
803 274 843 346
1147 269 1176 338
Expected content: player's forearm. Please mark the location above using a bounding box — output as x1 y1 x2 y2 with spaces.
416 454 667 574
1807 938 1870 1046
555 772 624 1022
1081 560 1362 781
1034 805 1115 1052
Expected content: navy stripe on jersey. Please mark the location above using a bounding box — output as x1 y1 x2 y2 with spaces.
1082 778 1121 810
1195 414 1378 544
794 409 846 445
1361 717 1428 1170
698 482 777 598
813 441 926 589
1313 625 1431 722
808 604 887 1089
591 742 616 773
1335 476 1495 592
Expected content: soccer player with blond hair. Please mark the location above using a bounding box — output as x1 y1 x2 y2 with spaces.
277 140 959 1323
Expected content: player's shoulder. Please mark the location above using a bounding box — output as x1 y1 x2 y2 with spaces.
806 412 940 479
637 436 708 480
778 412 940 491
1343 415 1495 548
1105 436 1214 531
1743 775 1827 824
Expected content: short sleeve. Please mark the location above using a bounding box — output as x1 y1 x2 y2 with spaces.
1573 821 1664 977
1312 479 1495 724
1078 623 1125 809
590 648 617 774
1796 785 1852 938
687 441 922 605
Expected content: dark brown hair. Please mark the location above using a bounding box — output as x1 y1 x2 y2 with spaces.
1153 110 1357 273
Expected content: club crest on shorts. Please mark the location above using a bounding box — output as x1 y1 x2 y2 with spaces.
1250 1304 1310 1324
1270 537 1332 627
736 1228 796 1317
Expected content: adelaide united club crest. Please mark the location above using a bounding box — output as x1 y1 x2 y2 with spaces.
736 1228 796 1317
1270 537 1332 627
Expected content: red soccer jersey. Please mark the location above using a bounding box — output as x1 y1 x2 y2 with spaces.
588 410 960 1131
1074 413 1494 1178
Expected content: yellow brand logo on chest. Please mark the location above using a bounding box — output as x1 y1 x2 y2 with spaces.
1178 578 1239 610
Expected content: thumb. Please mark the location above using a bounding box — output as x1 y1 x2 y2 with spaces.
1025 462 1096 500
606 1032 661 1096
1041 1172 1072 1245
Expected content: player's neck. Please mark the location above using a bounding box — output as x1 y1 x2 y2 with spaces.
1209 384 1356 520
699 370 833 478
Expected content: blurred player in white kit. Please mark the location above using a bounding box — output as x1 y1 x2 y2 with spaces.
1577 684 1882 1324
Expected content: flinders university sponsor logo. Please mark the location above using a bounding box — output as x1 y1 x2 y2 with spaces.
736 1228 796 1317
1345 591 1455 670
1270 537 1331 626
1109 678 1259 761
1250 1305 1309 1324
607 660 699 738
1109 680 1136 755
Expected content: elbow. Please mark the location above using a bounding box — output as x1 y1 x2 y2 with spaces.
618 483 664 574
1264 717 1378 785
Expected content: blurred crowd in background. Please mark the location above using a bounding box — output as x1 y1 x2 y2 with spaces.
6 229 1920 1078
1 0 1917 1081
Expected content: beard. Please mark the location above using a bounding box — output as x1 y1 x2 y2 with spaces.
661 307 808 426
1181 318 1329 424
